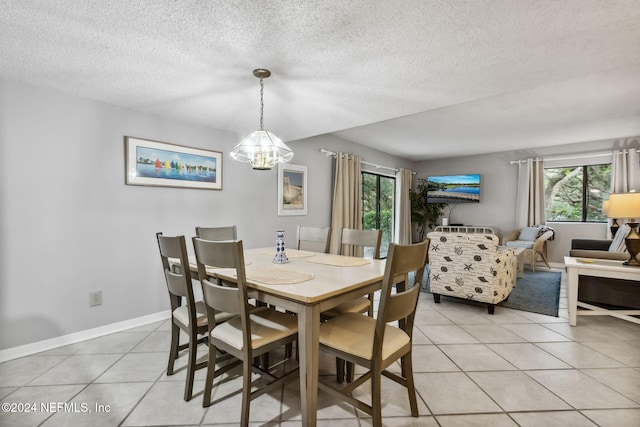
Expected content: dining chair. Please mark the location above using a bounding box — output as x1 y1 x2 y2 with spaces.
297 225 332 253
318 240 429 426
192 237 299 424
323 228 382 318
156 232 235 401
195 225 237 241
322 228 383 382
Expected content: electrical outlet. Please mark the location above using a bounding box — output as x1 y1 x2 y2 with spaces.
89 291 102 307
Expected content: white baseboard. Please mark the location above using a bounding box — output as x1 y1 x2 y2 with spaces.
549 261 565 270
0 310 171 363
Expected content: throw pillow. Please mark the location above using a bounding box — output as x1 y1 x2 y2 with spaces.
609 223 631 252
518 227 539 241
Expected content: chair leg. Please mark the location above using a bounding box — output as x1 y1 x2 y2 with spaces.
240 358 252 427
336 358 345 383
285 342 293 359
541 252 551 269
184 332 198 401
402 353 419 417
203 343 217 407
346 361 355 383
371 364 382 427
487 304 495 315
167 322 180 375
433 293 441 303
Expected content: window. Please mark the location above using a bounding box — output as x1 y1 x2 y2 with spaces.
362 172 395 258
544 164 611 222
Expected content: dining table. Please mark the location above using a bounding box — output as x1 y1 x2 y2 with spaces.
177 246 387 426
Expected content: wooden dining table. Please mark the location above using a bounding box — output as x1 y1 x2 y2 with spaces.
178 247 386 426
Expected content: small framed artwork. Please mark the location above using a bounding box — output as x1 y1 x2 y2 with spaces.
125 136 222 190
278 163 307 216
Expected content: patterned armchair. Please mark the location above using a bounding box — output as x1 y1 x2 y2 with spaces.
426 232 516 314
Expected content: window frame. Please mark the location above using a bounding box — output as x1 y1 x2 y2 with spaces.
361 171 396 259
543 162 611 223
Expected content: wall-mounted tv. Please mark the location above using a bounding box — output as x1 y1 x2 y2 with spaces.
427 174 481 204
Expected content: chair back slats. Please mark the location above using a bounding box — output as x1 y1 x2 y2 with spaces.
297 225 332 253
165 269 189 297
385 285 421 323
376 241 429 336
339 228 382 259
158 233 187 259
195 225 237 241
200 278 242 315
156 233 193 300
192 237 248 320
192 237 239 269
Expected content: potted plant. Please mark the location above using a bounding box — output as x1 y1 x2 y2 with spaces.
410 178 446 242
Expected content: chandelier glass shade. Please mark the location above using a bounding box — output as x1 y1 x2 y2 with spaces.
230 69 293 170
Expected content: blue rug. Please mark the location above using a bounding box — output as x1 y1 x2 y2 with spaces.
499 271 561 317
416 268 561 317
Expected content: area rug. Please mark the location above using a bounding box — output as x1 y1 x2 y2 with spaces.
499 271 561 317
414 268 561 317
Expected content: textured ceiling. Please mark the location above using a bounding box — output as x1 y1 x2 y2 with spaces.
1 0 639 160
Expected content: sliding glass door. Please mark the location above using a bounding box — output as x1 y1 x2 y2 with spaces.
362 172 395 258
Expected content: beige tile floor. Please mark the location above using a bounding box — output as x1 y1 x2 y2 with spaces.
1 269 639 426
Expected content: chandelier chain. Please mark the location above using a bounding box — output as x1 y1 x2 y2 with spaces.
259 77 264 130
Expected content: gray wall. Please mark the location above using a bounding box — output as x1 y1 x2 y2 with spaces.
415 137 639 264
2 78 636 352
0 79 414 351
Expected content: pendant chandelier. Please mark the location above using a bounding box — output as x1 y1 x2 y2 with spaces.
230 69 294 170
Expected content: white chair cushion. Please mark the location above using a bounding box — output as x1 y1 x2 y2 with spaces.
518 227 540 241
319 313 410 361
609 223 631 252
210 307 297 351
505 240 534 249
173 301 208 328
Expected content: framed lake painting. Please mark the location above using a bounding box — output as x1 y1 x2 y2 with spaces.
125 137 222 190
278 163 307 216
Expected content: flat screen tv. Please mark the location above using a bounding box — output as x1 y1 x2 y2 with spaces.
426 174 480 204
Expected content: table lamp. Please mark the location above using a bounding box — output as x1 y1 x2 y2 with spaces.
607 192 640 267
602 199 619 236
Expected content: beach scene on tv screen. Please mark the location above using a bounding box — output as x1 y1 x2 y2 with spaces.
427 174 480 203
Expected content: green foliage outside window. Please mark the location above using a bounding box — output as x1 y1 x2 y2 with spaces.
544 164 611 222
362 172 395 257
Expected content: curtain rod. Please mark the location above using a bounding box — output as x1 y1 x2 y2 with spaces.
320 149 414 174
509 149 640 164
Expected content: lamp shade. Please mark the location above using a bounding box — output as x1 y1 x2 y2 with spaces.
602 200 609 215
607 192 640 219
230 130 294 170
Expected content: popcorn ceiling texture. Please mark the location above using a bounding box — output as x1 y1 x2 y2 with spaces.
1 0 639 159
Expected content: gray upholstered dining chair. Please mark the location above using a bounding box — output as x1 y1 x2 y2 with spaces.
195 225 237 241
192 237 299 424
155 232 234 401
296 225 332 253
318 240 429 426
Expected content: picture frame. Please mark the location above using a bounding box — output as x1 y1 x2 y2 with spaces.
278 163 308 216
125 136 222 190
